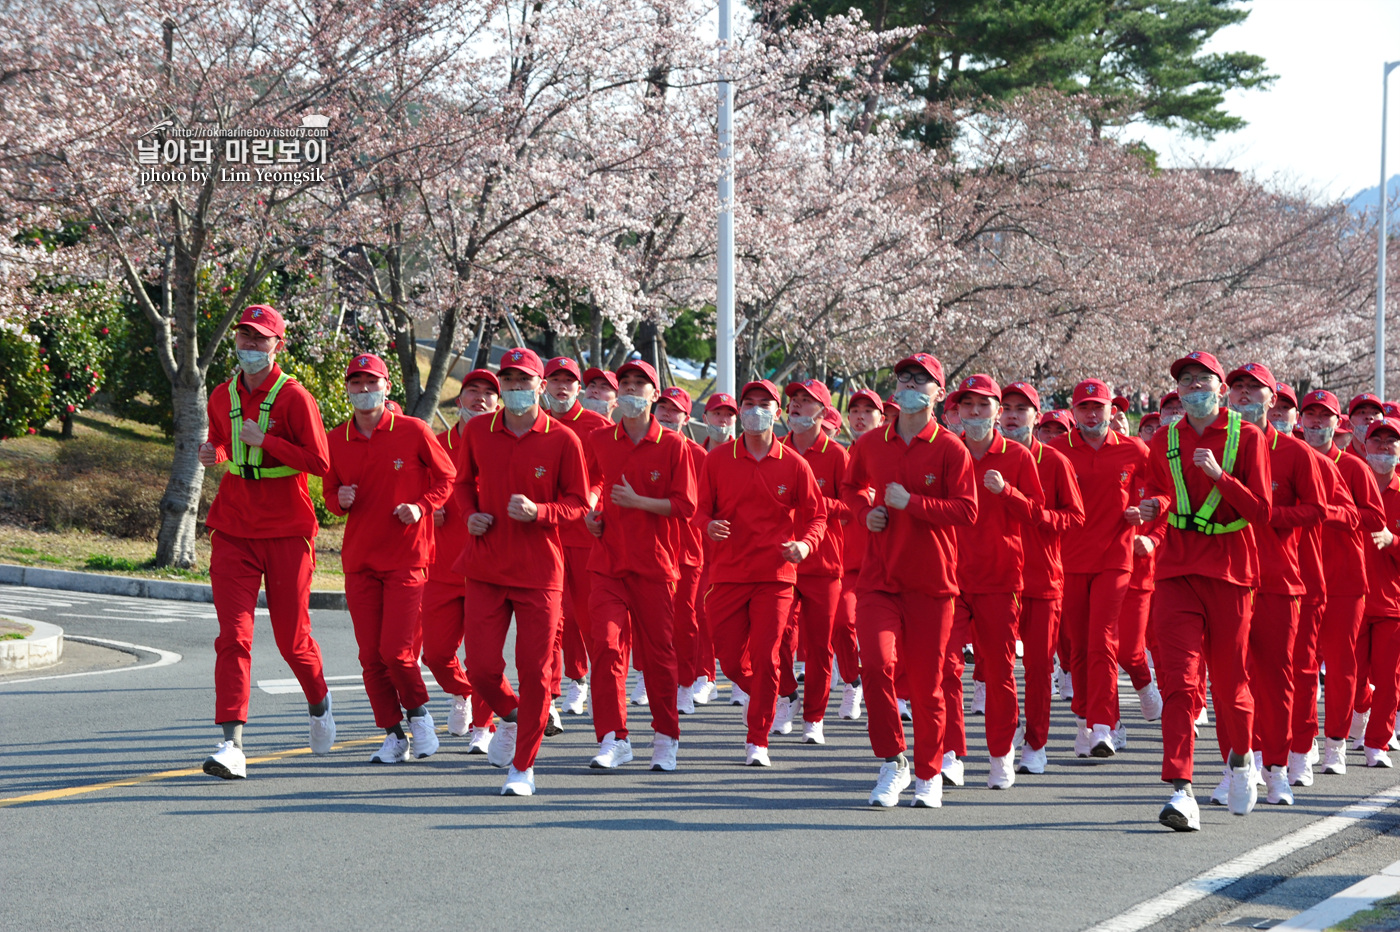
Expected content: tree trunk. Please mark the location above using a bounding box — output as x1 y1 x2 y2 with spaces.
410 302 461 421
155 373 208 568
60 416 73 439
590 304 603 367
475 315 499 369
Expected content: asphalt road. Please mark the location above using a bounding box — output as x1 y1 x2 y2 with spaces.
3 582 1400 931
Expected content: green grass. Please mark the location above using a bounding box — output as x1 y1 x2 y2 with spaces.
9 546 36 555
0 632 23 640
82 554 208 580
1332 893 1400 931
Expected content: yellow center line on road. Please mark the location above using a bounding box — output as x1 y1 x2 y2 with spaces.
0 735 390 809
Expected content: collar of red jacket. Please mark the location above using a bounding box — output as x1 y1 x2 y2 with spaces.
489 408 551 435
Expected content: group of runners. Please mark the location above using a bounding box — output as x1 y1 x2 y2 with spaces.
194 303 1400 832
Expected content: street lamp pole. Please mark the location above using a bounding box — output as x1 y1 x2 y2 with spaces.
716 0 736 397
1378 60 1398 398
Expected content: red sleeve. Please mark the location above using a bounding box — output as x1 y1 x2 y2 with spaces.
1212 428 1271 525
668 438 698 522
323 434 347 516
998 447 1044 525
259 388 331 477
1143 433 1172 516
584 430 605 509
695 451 721 530
1270 447 1325 529
206 384 232 463
1324 466 1359 529
452 427 481 522
839 441 875 530
826 448 852 523
1352 463 1388 533
415 423 457 516
793 458 828 554
533 431 588 529
904 441 978 527
1039 456 1084 532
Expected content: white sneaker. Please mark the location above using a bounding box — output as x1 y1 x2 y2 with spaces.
988 751 1015 789
771 696 795 735
677 685 696 716
1159 789 1201 832
309 694 336 755
1288 751 1315 787
1251 751 1265 787
1391 732 1400 752
1111 720 1128 751
941 750 965 787
371 733 409 763
1060 670 1075 701
745 743 771 767
1017 744 1047 775
898 698 912 722
1090 723 1116 758
448 694 471 736
467 726 493 755
1015 638 1024 659
1209 765 1231 805
408 711 440 759
1012 722 1026 753
1323 737 1348 775
545 704 564 736
869 757 911 807
487 721 517 769
692 677 718 704
651 733 678 772
590 732 634 769
794 661 805 683
630 672 649 706
203 740 247 779
730 683 750 706
564 679 588 715
1195 706 1209 726
1137 683 1163 722
1307 739 1320 765
911 777 942 807
1052 663 1062 699
802 720 825 744
839 682 863 720
1228 762 1258 816
501 765 534 796
1264 765 1294 805
1073 719 1093 758
971 681 987 715
1365 746 1394 768
1351 709 1370 750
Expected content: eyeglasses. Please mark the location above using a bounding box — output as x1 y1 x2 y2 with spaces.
896 371 934 386
1176 373 1219 390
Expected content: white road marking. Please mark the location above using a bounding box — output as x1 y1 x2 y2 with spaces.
56 612 214 623
1088 783 1400 932
0 636 181 684
257 668 448 696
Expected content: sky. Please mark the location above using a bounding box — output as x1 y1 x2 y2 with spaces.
1124 0 1400 204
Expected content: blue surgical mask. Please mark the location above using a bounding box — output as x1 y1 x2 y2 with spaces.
1269 418 1294 435
893 389 933 412
740 407 775 433
1230 401 1266 423
787 414 818 432
708 423 735 443
349 389 385 411
581 398 611 416
501 389 537 416
236 349 272 374
616 394 650 419
1303 426 1335 449
1079 420 1109 439
1182 390 1219 420
1369 453 1400 474
1002 424 1031 444
544 393 574 414
960 416 994 441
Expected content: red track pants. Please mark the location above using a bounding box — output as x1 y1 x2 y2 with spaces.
419 578 494 729
1117 586 1154 691
674 563 703 688
1154 575 1254 783
463 580 561 771
692 565 717 682
1289 596 1327 754
1020 596 1062 750
708 581 793 747
945 592 1021 758
210 532 326 723
553 545 596 696
1063 569 1131 729
834 571 862 684
1320 595 1366 739
344 567 432 728
776 574 841 723
857 590 954 781
589 572 679 742
1360 615 1400 748
1239 593 1300 769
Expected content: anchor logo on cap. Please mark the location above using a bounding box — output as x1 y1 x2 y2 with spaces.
358 356 369 367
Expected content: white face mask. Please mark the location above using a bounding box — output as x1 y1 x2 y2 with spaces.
1182 390 1219 420
1079 419 1109 439
1369 453 1400 474
740 406 775 433
1229 401 1266 423
960 416 994 442
1163 413 1184 427
616 394 651 419
581 397 611 415
457 404 479 422
1001 424 1031 444
349 389 385 411
708 423 735 443
543 393 574 414
893 388 933 412
1303 426 1335 449
1269 418 1294 435
787 413 818 432
236 349 273 374
501 389 537 416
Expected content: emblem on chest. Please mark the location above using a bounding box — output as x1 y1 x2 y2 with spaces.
393 458 404 471
925 473 936 486
535 466 547 479
650 470 661 483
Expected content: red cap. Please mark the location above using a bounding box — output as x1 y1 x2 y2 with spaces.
498 347 544 378
1274 382 1299 410
237 304 285 338
1339 414 1354 432
346 352 390 380
947 373 1001 407
784 378 833 408
543 356 583 381
739 380 782 406
460 368 501 393
885 396 901 418
1001 381 1040 410
893 352 945 387
1071 379 1112 408
616 359 660 388
1350 393 1385 415
1384 402 1400 419
1160 390 1180 410
822 407 843 433
704 392 738 414
848 388 883 411
659 385 692 416
1170 351 1227 383
1139 412 1161 429
1224 362 1278 392
583 367 619 392
1112 396 1130 413
1367 418 1400 441
1039 410 1075 431
1300 389 1340 417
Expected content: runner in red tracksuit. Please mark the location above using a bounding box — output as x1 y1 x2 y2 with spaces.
1140 351 1271 831
842 353 978 808
772 378 849 745
1348 393 1386 459
1357 419 1400 767
1220 363 1324 806
452 347 589 797
542 356 612 722
696 380 826 766
654 387 708 715
1122 414 1166 696
325 353 456 763
941 374 1043 791
198 305 333 780
1050 379 1150 759
1349 392 1390 747
833 388 885 721
421 369 500 753
691 392 739 705
998 380 1084 775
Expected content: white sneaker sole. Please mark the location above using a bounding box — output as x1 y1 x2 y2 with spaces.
1159 806 1199 832
202 758 245 780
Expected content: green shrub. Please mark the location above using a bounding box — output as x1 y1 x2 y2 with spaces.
0 332 50 442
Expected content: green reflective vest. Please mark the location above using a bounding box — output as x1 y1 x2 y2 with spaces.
1165 410 1247 536
228 372 301 479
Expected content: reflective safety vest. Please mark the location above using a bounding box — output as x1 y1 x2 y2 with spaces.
228 372 301 479
1165 409 1246 535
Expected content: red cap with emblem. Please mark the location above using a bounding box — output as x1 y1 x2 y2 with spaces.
893 352 945 387
1170 351 1226 383
1367 417 1400 441
346 352 390 380
886 396 902 418
238 304 286 338
1139 412 1161 430
1112 396 1130 413
659 385 692 415
1224 361 1279 392
1350 392 1384 416
583 367 619 392
616 359 660 388
1160 390 1180 410
1274 383 1299 410
784 378 833 408
498 347 544 378
947 373 1001 407
1002 381 1041 411
704 392 738 414
1039 409 1075 431
1339 414 1354 433
543 356 583 381
822 407 842 433
848 388 883 411
460 368 501 393
1301 389 1340 417
1384 402 1400 419
1071 379 1112 408
739 380 782 406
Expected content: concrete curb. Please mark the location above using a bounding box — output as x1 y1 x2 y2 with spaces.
1276 857 1400 929
0 564 347 611
0 617 64 671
